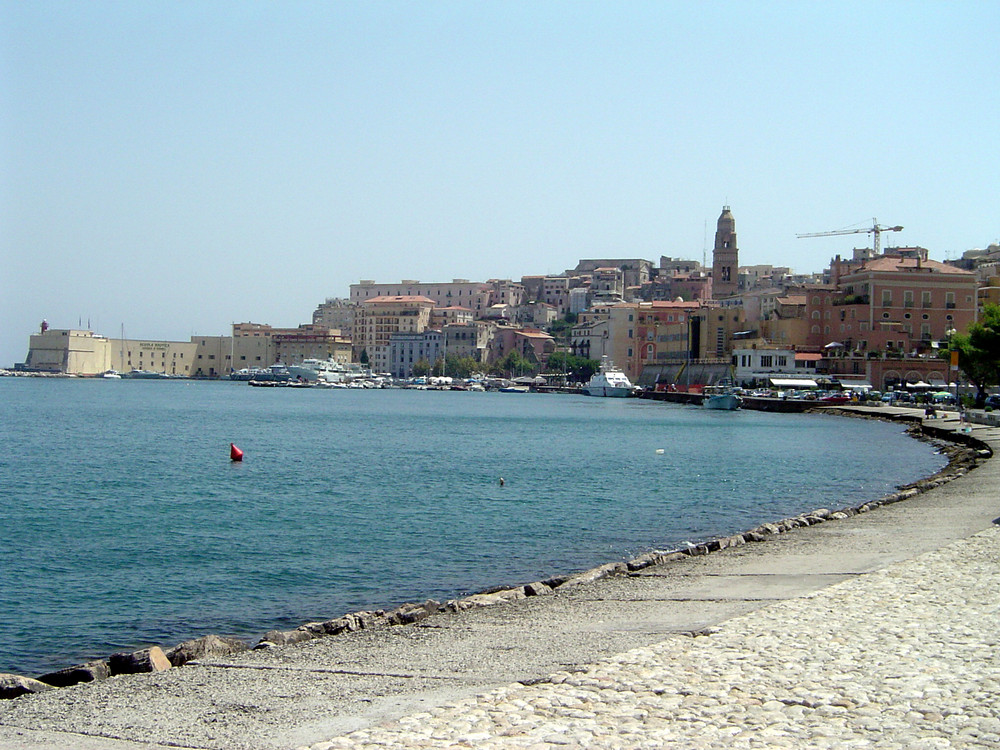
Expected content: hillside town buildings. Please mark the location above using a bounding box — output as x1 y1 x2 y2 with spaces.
19 206 999 392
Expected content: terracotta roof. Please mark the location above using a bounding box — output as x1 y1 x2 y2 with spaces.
796 353 823 361
516 329 555 339
777 295 807 305
856 257 974 275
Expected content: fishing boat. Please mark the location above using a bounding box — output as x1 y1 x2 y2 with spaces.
703 384 741 410
583 357 634 398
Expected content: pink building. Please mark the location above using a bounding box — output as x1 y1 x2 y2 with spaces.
806 256 976 354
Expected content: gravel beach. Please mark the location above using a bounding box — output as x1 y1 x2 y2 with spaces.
1 406 997 750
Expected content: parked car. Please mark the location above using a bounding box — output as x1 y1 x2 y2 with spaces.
819 394 851 405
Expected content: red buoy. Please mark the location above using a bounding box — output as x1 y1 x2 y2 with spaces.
230 443 244 462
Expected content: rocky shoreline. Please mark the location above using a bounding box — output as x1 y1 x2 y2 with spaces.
1 410 989 703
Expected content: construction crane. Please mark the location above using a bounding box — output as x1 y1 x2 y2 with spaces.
797 218 903 256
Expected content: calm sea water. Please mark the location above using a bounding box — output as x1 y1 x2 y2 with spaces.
0 378 945 676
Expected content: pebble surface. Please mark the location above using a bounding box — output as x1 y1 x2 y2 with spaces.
301 525 1000 750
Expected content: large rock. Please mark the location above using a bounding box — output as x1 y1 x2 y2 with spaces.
386 600 440 625
560 562 627 587
164 635 248 667
37 660 111 688
0 673 55 699
108 646 172 676
256 629 317 648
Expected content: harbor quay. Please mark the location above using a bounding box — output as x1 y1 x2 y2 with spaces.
0 407 998 749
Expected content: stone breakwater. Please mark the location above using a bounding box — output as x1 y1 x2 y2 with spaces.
300 524 1000 750
0 419 987 702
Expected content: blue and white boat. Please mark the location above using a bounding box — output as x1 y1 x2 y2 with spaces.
703 385 741 410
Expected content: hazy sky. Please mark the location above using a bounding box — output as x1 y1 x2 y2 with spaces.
2 1 997 367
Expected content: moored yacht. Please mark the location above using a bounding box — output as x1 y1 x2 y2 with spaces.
583 357 634 397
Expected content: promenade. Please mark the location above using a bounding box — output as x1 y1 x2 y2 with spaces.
1 406 997 749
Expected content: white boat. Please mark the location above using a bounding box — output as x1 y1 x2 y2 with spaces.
102 370 122 379
703 385 741 410
583 357 634 397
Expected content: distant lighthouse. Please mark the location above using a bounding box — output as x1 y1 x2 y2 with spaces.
711 206 739 300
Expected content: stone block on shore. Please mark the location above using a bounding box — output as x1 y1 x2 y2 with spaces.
258 629 317 648
108 646 172 676
560 562 627 587
448 588 527 611
37 659 111 688
0 673 55 699
165 635 248 667
386 600 440 625
523 581 552 596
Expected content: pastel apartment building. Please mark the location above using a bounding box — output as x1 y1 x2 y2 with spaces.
807 256 976 354
354 295 436 373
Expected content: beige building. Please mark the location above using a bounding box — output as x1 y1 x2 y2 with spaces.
274 325 351 365
23 328 116 375
760 295 809 347
431 306 475 328
312 298 357 339
444 321 494 362
23 327 199 377
355 295 437 372
351 279 491 316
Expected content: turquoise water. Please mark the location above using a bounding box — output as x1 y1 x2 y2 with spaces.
0 378 945 676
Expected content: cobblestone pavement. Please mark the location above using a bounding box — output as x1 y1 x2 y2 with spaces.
303 525 1000 750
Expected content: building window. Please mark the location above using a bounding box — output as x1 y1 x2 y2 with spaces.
760 355 773 367
903 290 913 308
882 290 892 307
922 291 932 308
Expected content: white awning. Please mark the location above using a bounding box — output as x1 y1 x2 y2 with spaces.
840 381 873 390
770 378 818 388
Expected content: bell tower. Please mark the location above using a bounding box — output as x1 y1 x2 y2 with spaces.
711 206 738 299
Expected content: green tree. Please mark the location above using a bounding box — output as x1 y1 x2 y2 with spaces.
951 305 1000 407
544 351 599 382
412 358 431 377
444 354 479 378
359 348 369 365
490 351 532 378
547 314 579 344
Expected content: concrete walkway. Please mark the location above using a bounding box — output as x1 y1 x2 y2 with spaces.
1 407 998 749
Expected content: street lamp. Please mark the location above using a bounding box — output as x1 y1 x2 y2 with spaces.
946 327 958 409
